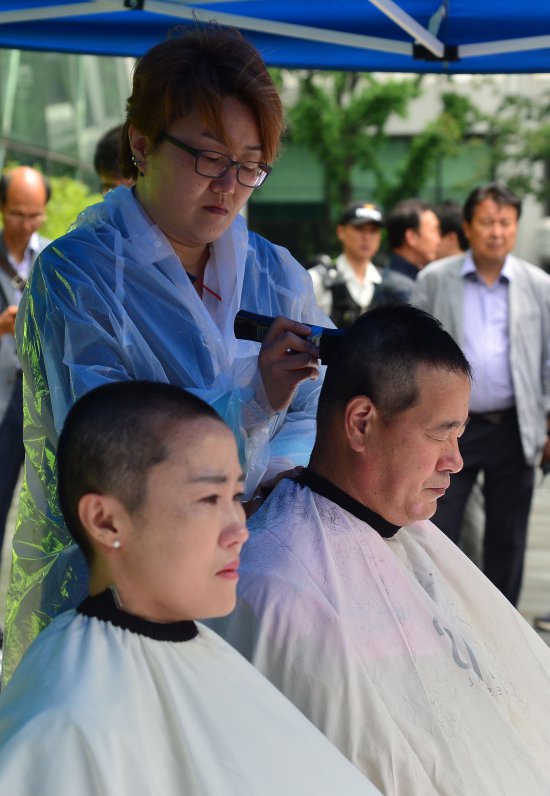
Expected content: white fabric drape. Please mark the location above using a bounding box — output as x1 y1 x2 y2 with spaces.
0 610 379 794
218 478 550 795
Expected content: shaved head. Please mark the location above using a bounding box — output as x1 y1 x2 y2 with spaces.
0 166 50 257
0 166 50 207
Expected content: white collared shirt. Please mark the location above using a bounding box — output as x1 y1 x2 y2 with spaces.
7 231 40 304
309 253 382 317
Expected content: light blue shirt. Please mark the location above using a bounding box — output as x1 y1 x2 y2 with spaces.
461 252 515 412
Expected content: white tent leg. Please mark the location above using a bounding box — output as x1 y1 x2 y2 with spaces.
0 49 21 171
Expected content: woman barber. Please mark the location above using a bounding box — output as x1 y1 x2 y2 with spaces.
3 25 327 683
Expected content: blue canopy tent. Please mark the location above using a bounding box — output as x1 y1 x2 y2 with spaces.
0 0 548 73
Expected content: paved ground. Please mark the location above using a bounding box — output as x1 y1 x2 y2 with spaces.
517 474 550 642
1 475 550 645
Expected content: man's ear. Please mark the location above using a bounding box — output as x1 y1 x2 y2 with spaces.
404 226 419 250
344 395 377 453
78 493 128 552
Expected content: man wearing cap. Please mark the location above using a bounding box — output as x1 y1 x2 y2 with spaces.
309 202 383 328
372 198 441 306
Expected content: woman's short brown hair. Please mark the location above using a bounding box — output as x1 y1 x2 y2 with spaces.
121 25 284 179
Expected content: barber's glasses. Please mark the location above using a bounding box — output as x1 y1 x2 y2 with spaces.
159 132 272 188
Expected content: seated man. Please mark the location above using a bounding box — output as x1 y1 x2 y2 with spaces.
218 305 550 796
0 381 377 796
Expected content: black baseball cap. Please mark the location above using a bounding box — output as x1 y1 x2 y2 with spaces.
339 202 384 227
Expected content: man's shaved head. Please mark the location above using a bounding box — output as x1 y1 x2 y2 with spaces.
0 166 51 208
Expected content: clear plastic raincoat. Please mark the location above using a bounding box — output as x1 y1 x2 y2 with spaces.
3 187 327 683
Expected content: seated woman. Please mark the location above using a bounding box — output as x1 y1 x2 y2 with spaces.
0 382 377 795
4 24 328 682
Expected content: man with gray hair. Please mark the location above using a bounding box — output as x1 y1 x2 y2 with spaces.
413 183 550 608
218 305 550 796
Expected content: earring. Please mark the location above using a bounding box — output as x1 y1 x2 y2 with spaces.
110 584 123 609
131 154 145 176
112 539 122 549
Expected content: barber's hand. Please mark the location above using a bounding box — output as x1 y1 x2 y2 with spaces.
258 316 320 412
243 466 304 518
0 305 17 336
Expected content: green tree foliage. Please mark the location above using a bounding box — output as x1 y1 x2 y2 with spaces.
283 70 420 214
275 68 549 223
278 69 486 218
379 91 481 210
527 118 550 207
41 175 102 241
479 88 550 205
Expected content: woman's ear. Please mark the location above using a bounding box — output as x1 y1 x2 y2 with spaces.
127 125 149 175
344 395 377 454
78 493 127 552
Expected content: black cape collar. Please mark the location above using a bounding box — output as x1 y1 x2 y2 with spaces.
298 468 401 539
77 589 199 642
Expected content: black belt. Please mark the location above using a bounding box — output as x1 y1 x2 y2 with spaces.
469 406 516 425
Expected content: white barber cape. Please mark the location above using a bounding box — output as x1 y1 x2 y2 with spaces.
0 590 377 796
218 471 550 795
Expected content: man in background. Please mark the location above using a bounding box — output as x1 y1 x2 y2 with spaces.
93 124 133 195
435 200 469 259
373 197 440 305
413 182 550 607
433 199 483 566
0 167 50 573
309 201 383 327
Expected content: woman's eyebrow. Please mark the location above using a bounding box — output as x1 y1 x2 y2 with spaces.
188 472 245 484
200 131 263 153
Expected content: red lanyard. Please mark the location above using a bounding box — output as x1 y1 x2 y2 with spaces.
186 271 222 302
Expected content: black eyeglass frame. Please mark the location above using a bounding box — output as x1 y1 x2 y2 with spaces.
159 132 272 188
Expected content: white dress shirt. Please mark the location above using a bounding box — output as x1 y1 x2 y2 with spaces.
309 254 382 317
7 230 40 305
